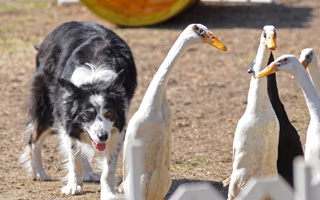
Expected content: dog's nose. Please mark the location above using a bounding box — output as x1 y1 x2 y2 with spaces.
98 132 108 142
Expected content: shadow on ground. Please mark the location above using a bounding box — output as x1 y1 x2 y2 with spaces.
147 2 313 30
165 179 228 199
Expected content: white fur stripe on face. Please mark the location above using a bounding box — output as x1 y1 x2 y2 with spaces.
85 94 113 143
90 94 104 108
71 63 117 87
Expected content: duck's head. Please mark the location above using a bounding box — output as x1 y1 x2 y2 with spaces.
256 55 301 78
299 48 318 69
183 24 227 51
261 25 277 50
247 26 277 73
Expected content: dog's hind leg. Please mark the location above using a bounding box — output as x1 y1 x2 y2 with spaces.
20 125 53 181
82 156 101 182
21 68 55 181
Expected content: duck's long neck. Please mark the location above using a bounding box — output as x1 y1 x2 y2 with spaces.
140 34 192 109
307 60 320 96
293 66 320 121
247 42 271 110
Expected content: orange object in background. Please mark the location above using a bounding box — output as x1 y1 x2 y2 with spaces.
80 0 198 27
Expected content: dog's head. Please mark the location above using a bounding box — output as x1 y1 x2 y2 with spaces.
57 67 127 151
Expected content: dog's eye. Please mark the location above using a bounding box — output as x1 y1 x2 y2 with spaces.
104 111 112 118
104 111 117 121
84 111 93 119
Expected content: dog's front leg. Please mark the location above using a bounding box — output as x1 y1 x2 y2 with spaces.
61 136 84 195
100 131 125 200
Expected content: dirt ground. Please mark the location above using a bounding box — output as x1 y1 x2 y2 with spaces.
0 0 320 199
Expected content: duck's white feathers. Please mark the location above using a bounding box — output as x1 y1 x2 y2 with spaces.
226 26 279 200
259 54 320 182
286 55 320 183
121 24 222 200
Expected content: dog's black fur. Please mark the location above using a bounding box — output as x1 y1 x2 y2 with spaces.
22 21 137 197
29 21 136 138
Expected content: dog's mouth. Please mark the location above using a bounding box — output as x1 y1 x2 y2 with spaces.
92 141 106 151
84 130 107 151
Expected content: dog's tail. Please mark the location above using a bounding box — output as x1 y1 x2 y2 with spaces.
223 176 231 187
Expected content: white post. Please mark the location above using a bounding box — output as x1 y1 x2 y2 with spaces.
235 176 293 200
293 156 312 200
311 182 320 200
126 140 144 200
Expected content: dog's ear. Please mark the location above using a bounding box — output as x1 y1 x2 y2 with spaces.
58 78 79 96
111 69 125 92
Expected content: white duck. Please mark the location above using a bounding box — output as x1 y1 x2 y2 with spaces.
299 48 320 96
119 24 227 200
257 55 320 183
224 25 279 200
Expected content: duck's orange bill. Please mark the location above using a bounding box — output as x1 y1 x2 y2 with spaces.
203 32 227 51
301 60 308 70
266 34 277 50
256 63 278 78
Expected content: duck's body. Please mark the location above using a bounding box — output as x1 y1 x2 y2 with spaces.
267 53 304 187
124 94 172 200
120 24 227 200
226 26 279 200
258 55 320 183
123 67 173 200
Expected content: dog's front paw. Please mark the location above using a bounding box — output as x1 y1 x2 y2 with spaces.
83 171 101 183
61 184 84 195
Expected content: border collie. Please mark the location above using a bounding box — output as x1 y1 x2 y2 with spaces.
20 21 137 198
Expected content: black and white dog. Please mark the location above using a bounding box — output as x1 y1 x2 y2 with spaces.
20 21 137 198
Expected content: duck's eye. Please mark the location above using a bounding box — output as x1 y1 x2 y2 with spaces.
263 32 266 38
192 25 206 37
193 25 199 31
274 32 277 38
275 62 282 66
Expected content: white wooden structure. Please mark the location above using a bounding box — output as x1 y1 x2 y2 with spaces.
123 142 320 200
